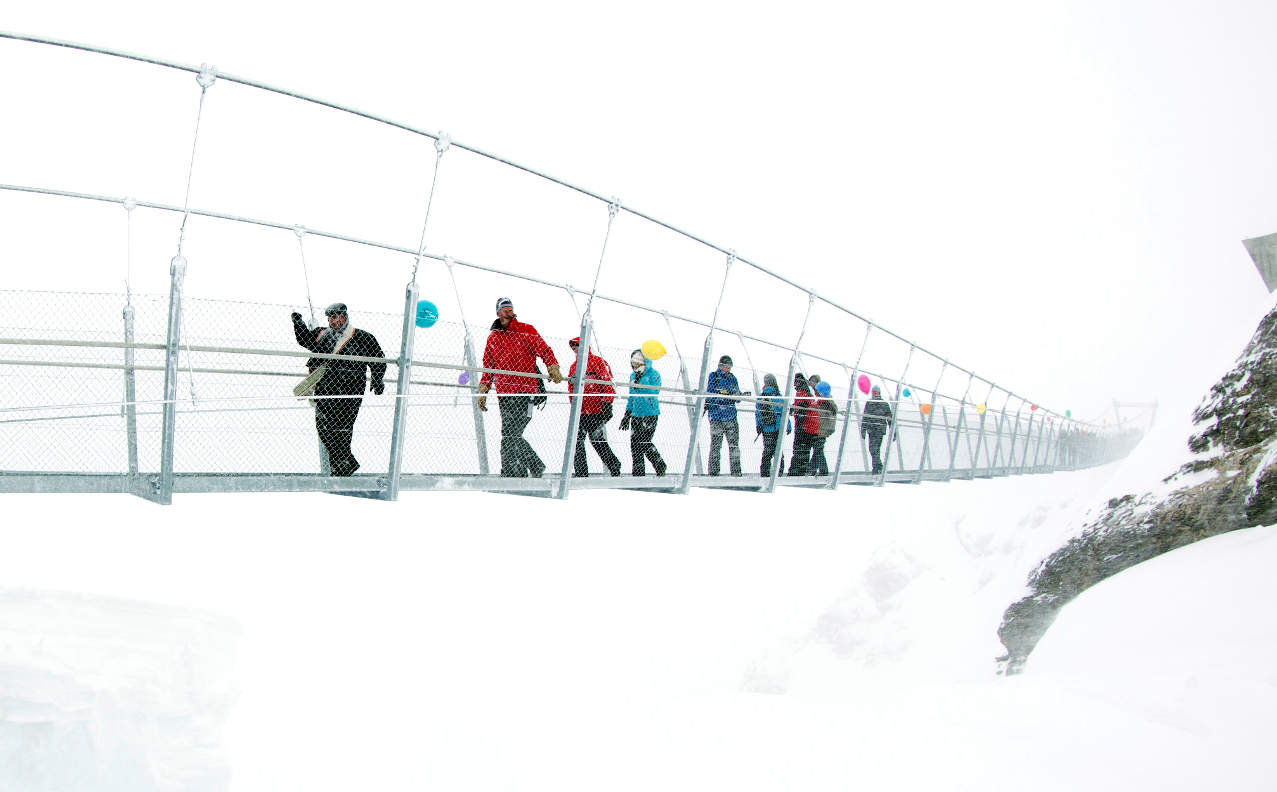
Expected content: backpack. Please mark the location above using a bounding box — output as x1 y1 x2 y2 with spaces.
815 399 837 438
755 394 779 433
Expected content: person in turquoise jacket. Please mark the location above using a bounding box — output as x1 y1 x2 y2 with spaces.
620 349 667 476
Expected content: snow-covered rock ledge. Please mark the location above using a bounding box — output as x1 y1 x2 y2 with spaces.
0 589 239 791
998 301 1277 674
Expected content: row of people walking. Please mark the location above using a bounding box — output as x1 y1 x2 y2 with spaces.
290 297 895 478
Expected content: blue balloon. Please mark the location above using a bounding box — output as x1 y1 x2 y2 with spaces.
415 299 439 328
902 387 911 398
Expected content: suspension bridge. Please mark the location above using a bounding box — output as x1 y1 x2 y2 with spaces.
0 31 1151 504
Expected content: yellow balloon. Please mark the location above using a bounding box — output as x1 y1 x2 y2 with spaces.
641 339 666 360
976 402 987 414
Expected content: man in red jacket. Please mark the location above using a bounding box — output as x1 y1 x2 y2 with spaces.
477 298 562 477
567 336 621 477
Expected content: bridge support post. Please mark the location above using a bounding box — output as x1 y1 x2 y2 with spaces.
768 293 816 492
967 383 995 479
382 280 418 501
1019 411 1036 472
463 333 490 476
151 255 185 505
830 327 872 488
914 361 948 483
879 345 914 486
557 314 592 499
122 302 139 482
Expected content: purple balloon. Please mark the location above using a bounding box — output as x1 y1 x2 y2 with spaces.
458 371 470 385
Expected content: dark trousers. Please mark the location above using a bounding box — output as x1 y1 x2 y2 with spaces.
760 430 784 476
315 396 362 476
788 429 812 475
866 430 887 474
574 413 621 476
499 395 544 477
630 414 666 476
707 419 742 476
809 436 829 475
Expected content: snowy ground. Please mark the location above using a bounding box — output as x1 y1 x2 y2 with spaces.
3 408 1275 790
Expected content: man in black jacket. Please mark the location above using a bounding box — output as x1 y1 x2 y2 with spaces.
291 303 386 476
860 384 894 475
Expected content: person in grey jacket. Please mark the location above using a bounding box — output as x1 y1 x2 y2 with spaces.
861 384 894 475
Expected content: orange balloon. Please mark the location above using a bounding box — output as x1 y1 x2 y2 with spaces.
920 403 932 416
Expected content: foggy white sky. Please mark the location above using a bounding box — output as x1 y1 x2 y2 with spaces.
3 0 1276 423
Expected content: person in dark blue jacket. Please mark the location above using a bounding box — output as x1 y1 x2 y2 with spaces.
704 355 743 476
755 372 790 476
620 349 667 476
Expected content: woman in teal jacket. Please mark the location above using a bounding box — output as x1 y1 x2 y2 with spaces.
620 349 667 476
755 373 789 476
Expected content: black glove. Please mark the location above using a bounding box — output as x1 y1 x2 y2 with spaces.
619 410 631 431
372 381 385 395
601 401 614 422
291 311 304 324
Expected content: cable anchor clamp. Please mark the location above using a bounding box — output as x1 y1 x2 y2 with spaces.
122 197 137 213
607 197 621 220
196 63 218 89
435 132 452 156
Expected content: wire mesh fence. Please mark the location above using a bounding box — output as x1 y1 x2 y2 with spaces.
0 287 1142 502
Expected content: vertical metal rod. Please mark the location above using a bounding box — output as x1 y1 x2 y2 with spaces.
829 326 873 488
989 395 1011 476
879 345 914 486
681 253 735 494
1005 401 1025 475
946 373 974 479
383 281 418 501
463 332 489 476
1019 410 1036 472
937 403 953 475
680 335 715 495
967 383 995 478
1040 417 1057 471
156 255 186 505
914 360 948 483
767 293 816 493
122 303 138 478
767 354 800 493
557 314 592 499
1031 412 1048 471
969 408 987 478
662 311 703 477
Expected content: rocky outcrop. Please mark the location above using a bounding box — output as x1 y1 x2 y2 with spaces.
997 303 1277 674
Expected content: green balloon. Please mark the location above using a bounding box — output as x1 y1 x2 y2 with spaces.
1065 409 1072 419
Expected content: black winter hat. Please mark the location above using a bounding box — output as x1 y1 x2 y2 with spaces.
719 355 733 366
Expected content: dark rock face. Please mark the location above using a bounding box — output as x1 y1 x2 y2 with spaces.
998 303 1277 675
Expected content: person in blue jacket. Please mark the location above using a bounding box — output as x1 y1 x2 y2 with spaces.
704 355 743 476
755 372 790 476
620 349 667 476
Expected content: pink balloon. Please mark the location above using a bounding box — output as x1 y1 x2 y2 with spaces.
857 374 871 394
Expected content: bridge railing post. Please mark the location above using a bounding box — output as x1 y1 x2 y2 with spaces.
879 345 914 486
557 314 592 499
829 326 872 488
